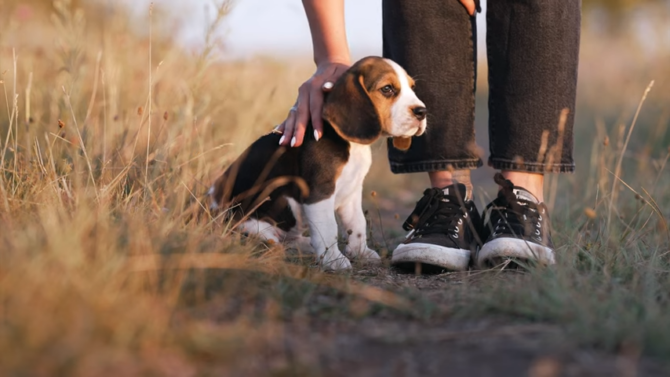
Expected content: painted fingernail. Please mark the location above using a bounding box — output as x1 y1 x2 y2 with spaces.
290 136 297 147
322 81 334 90
278 135 285 145
314 130 320 141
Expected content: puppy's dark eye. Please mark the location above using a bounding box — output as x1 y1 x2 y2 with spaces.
380 85 394 96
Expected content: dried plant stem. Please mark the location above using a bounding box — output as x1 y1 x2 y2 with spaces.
181 181 212 220
12 50 18 191
84 51 102 125
607 80 654 232
101 70 108 173
2 99 17 170
62 86 99 202
44 133 64 207
0 179 7 212
24 72 33 161
547 108 568 211
651 151 670 195
0 72 10 211
1 50 18 205
368 193 391 257
129 95 150 166
145 3 154 195
176 143 232 169
640 187 669 241
25 73 32 125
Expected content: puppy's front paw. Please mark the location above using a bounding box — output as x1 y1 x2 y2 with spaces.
348 247 381 265
320 249 352 271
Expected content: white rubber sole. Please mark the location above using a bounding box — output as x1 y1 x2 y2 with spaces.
476 237 555 269
391 243 471 271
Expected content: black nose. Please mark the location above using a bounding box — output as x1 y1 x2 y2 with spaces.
412 106 427 120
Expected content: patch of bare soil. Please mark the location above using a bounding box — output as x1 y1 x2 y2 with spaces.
276 267 668 377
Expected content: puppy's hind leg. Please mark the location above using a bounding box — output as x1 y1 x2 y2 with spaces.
238 219 283 245
284 228 315 254
283 197 315 253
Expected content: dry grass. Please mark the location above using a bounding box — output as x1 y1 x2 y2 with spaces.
1 0 670 375
0 1 405 375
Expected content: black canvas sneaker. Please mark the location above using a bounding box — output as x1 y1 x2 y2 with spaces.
476 173 555 269
391 184 482 272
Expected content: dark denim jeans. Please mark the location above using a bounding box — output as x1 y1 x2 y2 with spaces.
382 0 581 174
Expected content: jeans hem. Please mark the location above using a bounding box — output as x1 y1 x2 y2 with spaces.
390 159 483 174
488 158 575 173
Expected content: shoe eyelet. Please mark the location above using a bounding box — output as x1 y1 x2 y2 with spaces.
535 229 541 236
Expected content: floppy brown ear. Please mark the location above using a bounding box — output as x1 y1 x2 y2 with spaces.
322 71 382 144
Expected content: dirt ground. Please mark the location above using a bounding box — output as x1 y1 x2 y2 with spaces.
264 266 669 377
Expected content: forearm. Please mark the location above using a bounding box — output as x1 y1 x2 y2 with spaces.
302 0 351 66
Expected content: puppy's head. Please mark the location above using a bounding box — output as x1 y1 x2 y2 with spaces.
323 56 426 150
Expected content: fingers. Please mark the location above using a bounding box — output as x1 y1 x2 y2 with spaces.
312 68 344 140
278 105 298 146
459 0 476 16
311 82 330 141
280 83 310 147
292 85 311 147
280 62 351 147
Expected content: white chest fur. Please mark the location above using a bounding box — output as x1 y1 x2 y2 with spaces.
334 142 372 208
298 141 377 270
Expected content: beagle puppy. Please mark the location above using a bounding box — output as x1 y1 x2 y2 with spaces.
209 56 427 270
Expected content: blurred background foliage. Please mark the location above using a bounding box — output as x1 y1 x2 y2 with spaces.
2 0 669 33
584 0 667 12
1 0 668 162
0 0 669 176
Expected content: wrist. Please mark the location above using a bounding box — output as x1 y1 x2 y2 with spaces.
314 54 351 68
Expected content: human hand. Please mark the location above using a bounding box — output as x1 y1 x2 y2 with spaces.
459 0 478 16
276 61 350 147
